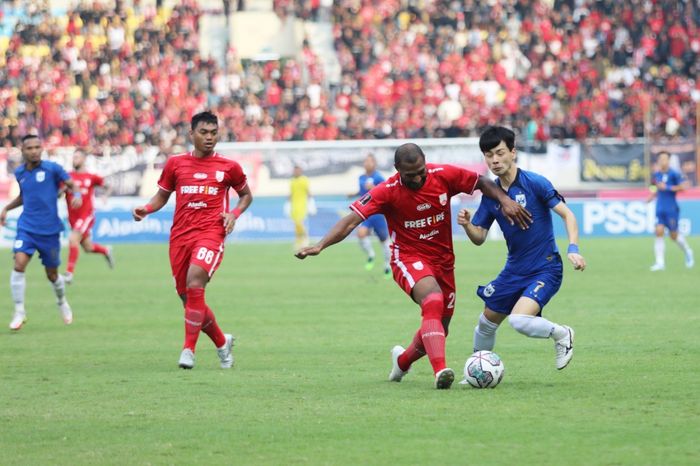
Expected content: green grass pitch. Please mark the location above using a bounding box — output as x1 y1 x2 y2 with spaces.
1 237 698 465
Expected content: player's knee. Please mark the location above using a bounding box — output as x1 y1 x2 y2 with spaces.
508 314 534 335
420 292 444 319
46 270 58 282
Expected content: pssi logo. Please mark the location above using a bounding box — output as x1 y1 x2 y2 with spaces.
583 201 655 235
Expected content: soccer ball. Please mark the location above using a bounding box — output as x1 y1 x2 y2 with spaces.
462 351 505 388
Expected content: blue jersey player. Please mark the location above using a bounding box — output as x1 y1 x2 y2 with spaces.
350 154 391 277
458 126 585 371
0 135 82 330
647 151 693 271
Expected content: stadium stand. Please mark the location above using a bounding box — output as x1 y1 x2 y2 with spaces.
0 0 697 149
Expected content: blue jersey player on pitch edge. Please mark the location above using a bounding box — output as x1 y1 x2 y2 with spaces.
458 126 586 372
350 153 391 277
0 135 82 330
647 151 693 271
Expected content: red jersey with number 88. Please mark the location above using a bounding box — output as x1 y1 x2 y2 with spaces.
157 152 247 242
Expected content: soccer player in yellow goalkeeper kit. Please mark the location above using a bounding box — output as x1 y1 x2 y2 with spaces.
290 165 311 249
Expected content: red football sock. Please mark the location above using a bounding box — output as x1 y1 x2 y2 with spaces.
91 243 108 255
183 288 206 351
420 293 447 374
66 245 79 273
398 329 425 372
201 305 226 348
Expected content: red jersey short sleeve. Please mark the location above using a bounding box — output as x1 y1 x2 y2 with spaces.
349 182 389 219
158 156 177 192
443 164 479 197
227 162 248 192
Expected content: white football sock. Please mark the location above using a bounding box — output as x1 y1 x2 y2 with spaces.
51 274 66 304
509 314 567 339
381 239 391 269
473 313 499 351
10 270 26 313
654 237 665 265
675 235 691 254
359 236 374 259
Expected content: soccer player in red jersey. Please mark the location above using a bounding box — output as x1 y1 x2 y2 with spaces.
63 149 114 284
132 111 253 369
296 143 531 389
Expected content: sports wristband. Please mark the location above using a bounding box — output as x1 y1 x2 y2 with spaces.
144 204 154 214
567 244 579 254
73 191 82 199
230 207 242 219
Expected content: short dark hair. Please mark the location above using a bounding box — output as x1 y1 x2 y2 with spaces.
394 143 425 166
21 134 39 143
191 111 218 130
479 126 515 152
657 151 670 158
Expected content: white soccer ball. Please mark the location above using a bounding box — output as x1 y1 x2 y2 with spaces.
462 351 505 388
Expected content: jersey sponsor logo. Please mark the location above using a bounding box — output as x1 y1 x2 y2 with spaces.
359 193 372 205
515 193 527 207
186 201 208 209
417 203 431 211
216 171 225 182
412 261 424 270
404 211 445 229
385 180 400 188
193 172 208 180
419 229 439 240
180 185 219 195
483 283 495 297
36 171 45 182
439 193 447 206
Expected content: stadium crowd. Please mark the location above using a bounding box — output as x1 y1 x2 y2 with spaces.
0 0 698 151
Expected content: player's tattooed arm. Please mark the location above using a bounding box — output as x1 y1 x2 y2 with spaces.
552 202 586 271
457 209 488 245
133 188 172 221
295 211 363 259
0 194 23 226
475 175 532 229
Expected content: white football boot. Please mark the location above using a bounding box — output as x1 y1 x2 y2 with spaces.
685 249 694 269
62 272 73 285
650 263 665 272
178 348 195 369
554 326 575 370
58 299 73 325
216 334 235 369
388 345 408 382
9 311 26 331
105 246 115 269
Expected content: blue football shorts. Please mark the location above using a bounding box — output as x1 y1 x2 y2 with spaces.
360 214 389 242
13 229 61 268
656 209 680 232
476 258 563 315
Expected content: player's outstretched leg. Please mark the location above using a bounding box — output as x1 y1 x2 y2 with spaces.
473 313 500 352
673 234 694 268
419 292 454 389
49 272 72 325
9 270 27 330
201 305 234 369
651 236 665 271
180 287 206 369
509 314 574 370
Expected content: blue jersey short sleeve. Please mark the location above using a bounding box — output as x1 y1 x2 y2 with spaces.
15 160 66 235
472 201 495 230
359 171 386 197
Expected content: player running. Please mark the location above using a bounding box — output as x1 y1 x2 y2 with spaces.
349 154 391 278
63 149 114 284
132 111 253 369
296 142 531 389
1 135 82 330
647 151 694 271
458 126 585 372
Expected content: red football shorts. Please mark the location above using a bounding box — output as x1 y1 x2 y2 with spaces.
390 253 457 317
169 237 225 295
69 215 95 238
